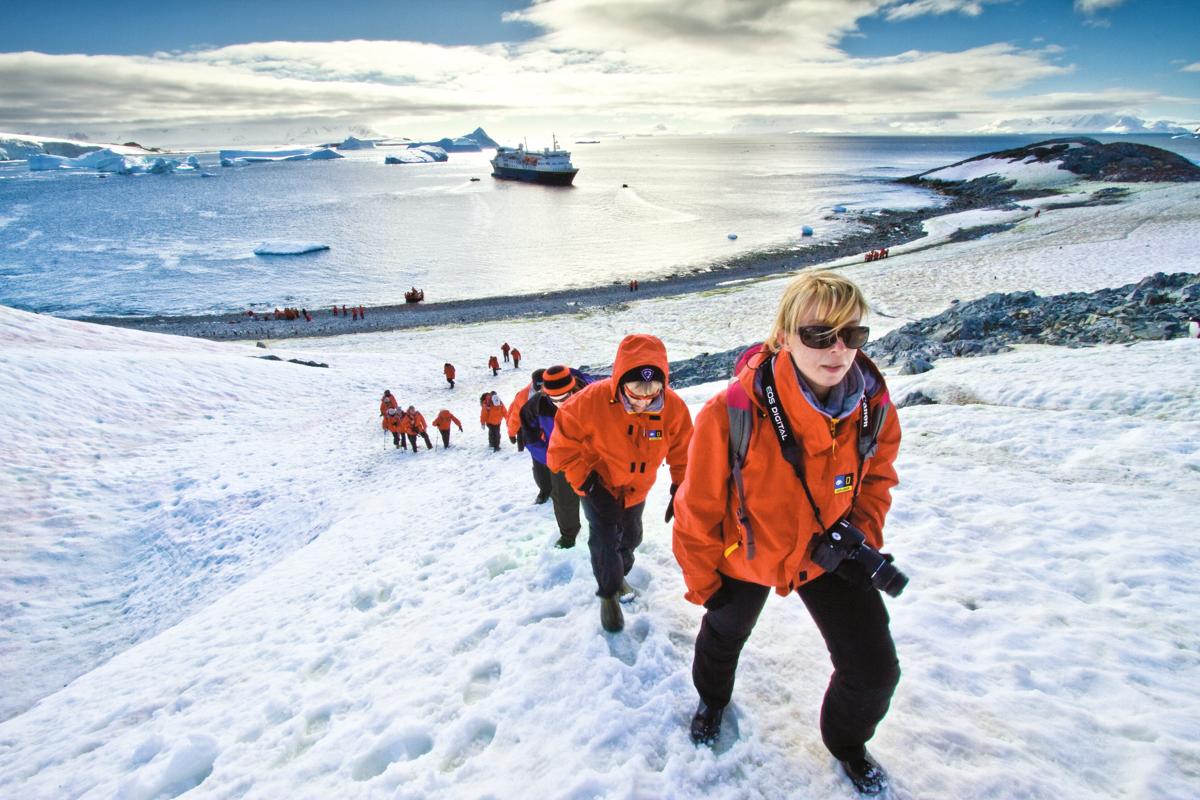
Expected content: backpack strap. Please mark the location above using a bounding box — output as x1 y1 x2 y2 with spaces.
725 378 757 561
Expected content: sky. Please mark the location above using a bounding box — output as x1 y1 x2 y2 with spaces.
0 0 1197 146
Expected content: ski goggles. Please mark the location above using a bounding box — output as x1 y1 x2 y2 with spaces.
622 383 663 402
795 325 870 350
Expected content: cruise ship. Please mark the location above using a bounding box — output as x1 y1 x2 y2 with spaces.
490 136 579 186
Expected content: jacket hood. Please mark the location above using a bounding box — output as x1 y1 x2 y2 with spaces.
610 334 670 400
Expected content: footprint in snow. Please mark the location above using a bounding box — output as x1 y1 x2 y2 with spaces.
463 661 502 704
453 619 499 654
351 729 434 781
440 717 497 771
605 616 650 666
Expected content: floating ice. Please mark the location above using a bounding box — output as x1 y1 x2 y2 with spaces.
253 241 331 256
384 145 448 165
802 225 814 236
218 148 344 165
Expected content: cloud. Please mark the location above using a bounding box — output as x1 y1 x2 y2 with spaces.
883 0 1011 23
0 0 1189 145
1074 0 1125 13
1182 62 1200 73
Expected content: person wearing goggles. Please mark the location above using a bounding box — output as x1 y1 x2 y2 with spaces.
548 334 693 633
672 271 902 796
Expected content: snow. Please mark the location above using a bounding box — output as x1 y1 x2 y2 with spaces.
920 155 1078 188
218 148 344 164
26 148 206 175
253 241 331 256
337 136 376 150
1 177 1199 799
384 146 449 164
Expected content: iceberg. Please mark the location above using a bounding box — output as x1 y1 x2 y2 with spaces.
218 147 343 165
384 146 448 165
28 154 72 171
253 241 331 256
336 136 376 150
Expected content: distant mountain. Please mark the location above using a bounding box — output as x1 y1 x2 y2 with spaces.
979 114 1191 136
410 127 499 152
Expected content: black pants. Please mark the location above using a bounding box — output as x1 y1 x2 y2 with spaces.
516 428 526 452
407 431 433 450
439 428 451 447
532 458 553 498
550 470 580 540
581 487 644 598
692 572 899 761
391 431 401 447
447 378 454 389
487 423 501 450
513 357 521 369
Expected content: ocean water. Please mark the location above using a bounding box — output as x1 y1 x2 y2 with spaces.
1 134 1196 317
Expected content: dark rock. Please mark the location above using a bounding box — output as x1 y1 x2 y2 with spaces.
895 390 938 407
898 356 934 375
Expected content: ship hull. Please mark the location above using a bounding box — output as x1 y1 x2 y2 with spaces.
490 165 578 186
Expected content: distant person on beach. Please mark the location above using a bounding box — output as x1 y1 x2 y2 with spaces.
671 270 902 796
488 355 501 376
522 365 595 548
444 362 456 389
548 334 692 633
502 342 511 363
511 348 522 369
508 370 549 498
404 406 434 451
480 391 507 451
432 409 464 447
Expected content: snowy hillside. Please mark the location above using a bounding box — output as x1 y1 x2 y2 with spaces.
1 173 1199 798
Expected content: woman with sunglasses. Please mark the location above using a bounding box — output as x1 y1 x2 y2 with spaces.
672 271 902 796
548 334 693 633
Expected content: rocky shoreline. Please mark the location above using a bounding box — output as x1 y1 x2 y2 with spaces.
78 187 1035 342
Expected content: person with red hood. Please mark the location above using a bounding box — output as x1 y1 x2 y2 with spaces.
488 355 501 376
479 391 507 451
671 271 902 796
511 347 522 369
444 362 456 389
501 342 511 363
403 406 434 451
431 409 463 448
547 334 692 633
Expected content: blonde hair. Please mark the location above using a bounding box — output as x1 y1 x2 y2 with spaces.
766 270 869 353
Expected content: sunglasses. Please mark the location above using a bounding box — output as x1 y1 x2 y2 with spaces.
796 325 870 350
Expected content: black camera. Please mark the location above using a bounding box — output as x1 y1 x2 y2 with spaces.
810 518 908 597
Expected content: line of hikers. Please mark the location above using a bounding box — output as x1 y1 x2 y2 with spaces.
379 390 463 450
495 271 903 796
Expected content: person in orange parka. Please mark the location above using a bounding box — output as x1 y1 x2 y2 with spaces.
488 355 501 376
671 271 901 795
547 334 692 633
403 406 434 451
432 408 464 448
479 391 507 451
380 389 398 417
383 407 406 449
511 347 522 369
501 342 511 363
507 369 550 500
444 362 456 389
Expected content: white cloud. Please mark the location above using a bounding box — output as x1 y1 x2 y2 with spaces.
1074 0 1125 13
1182 62 1200 73
0 0 1190 145
884 0 1010 23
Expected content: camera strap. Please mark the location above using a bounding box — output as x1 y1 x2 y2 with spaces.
756 356 830 533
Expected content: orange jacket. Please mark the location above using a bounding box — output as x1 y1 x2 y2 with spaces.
547 334 692 508
488 356 500 370
671 348 900 605
404 410 427 433
380 395 398 417
444 364 456 380
507 384 532 437
480 396 507 425
511 348 521 361
432 409 462 431
384 412 405 434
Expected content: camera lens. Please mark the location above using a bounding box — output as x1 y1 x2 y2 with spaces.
872 561 908 598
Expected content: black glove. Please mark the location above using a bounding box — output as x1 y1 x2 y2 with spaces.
579 471 600 496
833 552 895 591
664 483 679 523
703 580 731 611
509 436 517 444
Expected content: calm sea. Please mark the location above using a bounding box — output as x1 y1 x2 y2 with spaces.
1 134 1196 317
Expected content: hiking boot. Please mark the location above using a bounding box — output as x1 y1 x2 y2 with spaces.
690 701 723 745
600 595 624 632
618 578 637 603
554 534 576 549
534 491 551 505
839 750 889 796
